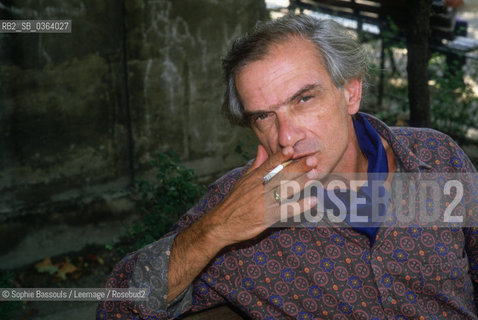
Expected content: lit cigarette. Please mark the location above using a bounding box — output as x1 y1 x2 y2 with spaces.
263 160 293 184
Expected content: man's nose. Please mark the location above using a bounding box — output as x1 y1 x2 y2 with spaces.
277 114 305 149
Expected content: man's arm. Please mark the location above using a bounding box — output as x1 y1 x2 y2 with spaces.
97 145 317 319
167 210 223 302
167 145 318 302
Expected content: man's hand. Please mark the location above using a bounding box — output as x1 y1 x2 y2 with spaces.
167 145 317 302
207 145 318 247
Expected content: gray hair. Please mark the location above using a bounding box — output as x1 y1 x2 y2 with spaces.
222 14 369 126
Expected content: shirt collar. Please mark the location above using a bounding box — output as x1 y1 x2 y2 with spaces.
359 112 433 173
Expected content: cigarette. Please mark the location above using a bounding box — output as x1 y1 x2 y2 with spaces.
263 160 293 184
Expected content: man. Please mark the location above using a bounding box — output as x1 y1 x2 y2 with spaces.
98 15 478 319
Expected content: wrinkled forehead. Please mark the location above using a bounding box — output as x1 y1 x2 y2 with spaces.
235 38 335 112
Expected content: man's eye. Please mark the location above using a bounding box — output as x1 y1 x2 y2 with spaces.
299 95 313 103
254 113 269 121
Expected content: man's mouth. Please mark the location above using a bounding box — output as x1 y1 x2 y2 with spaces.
292 140 325 160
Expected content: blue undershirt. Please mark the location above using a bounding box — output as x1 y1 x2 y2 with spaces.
347 113 390 245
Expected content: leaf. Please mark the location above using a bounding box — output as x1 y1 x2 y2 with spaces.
57 261 78 274
35 257 52 268
55 261 78 280
35 258 59 275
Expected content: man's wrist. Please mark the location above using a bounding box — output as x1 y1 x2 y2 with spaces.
198 208 234 251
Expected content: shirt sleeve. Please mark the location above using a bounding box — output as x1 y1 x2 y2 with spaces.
97 166 249 319
464 176 478 309
124 232 197 319
448 137 478 309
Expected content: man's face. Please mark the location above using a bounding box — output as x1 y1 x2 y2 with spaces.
235 37 362 175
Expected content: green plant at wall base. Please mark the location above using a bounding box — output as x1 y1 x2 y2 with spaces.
369 49 478 142
234 140 249 161
129 151 206 250
235 137 254 162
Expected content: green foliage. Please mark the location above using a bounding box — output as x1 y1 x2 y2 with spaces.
381 17 405 48
234 139 248 161
128 151 206 250
0 272 21 320
235 136 255 162
428 55 478 142
367 34 478 142
374 101 407 126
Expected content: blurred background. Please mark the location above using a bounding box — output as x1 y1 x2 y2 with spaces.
0 0 477 319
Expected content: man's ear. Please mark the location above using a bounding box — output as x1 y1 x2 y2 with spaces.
343 78 362 115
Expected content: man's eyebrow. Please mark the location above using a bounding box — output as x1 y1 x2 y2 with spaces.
286 83 321 105
243 83 322 118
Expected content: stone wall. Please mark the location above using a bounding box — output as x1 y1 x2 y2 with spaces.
0 0 266 269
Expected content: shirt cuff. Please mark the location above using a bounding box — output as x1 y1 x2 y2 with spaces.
128 232 193 318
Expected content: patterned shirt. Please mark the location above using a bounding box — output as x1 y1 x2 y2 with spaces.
97 113 478 319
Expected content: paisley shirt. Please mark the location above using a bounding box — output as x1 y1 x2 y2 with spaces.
97 114 478 319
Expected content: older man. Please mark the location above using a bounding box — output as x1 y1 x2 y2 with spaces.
98 15 478 319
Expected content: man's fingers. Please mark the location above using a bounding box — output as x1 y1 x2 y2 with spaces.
263 156 320 197
280 168 323 199
284 196 318 219
258 146 295 176
265 196 317 227
246 146 294 177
